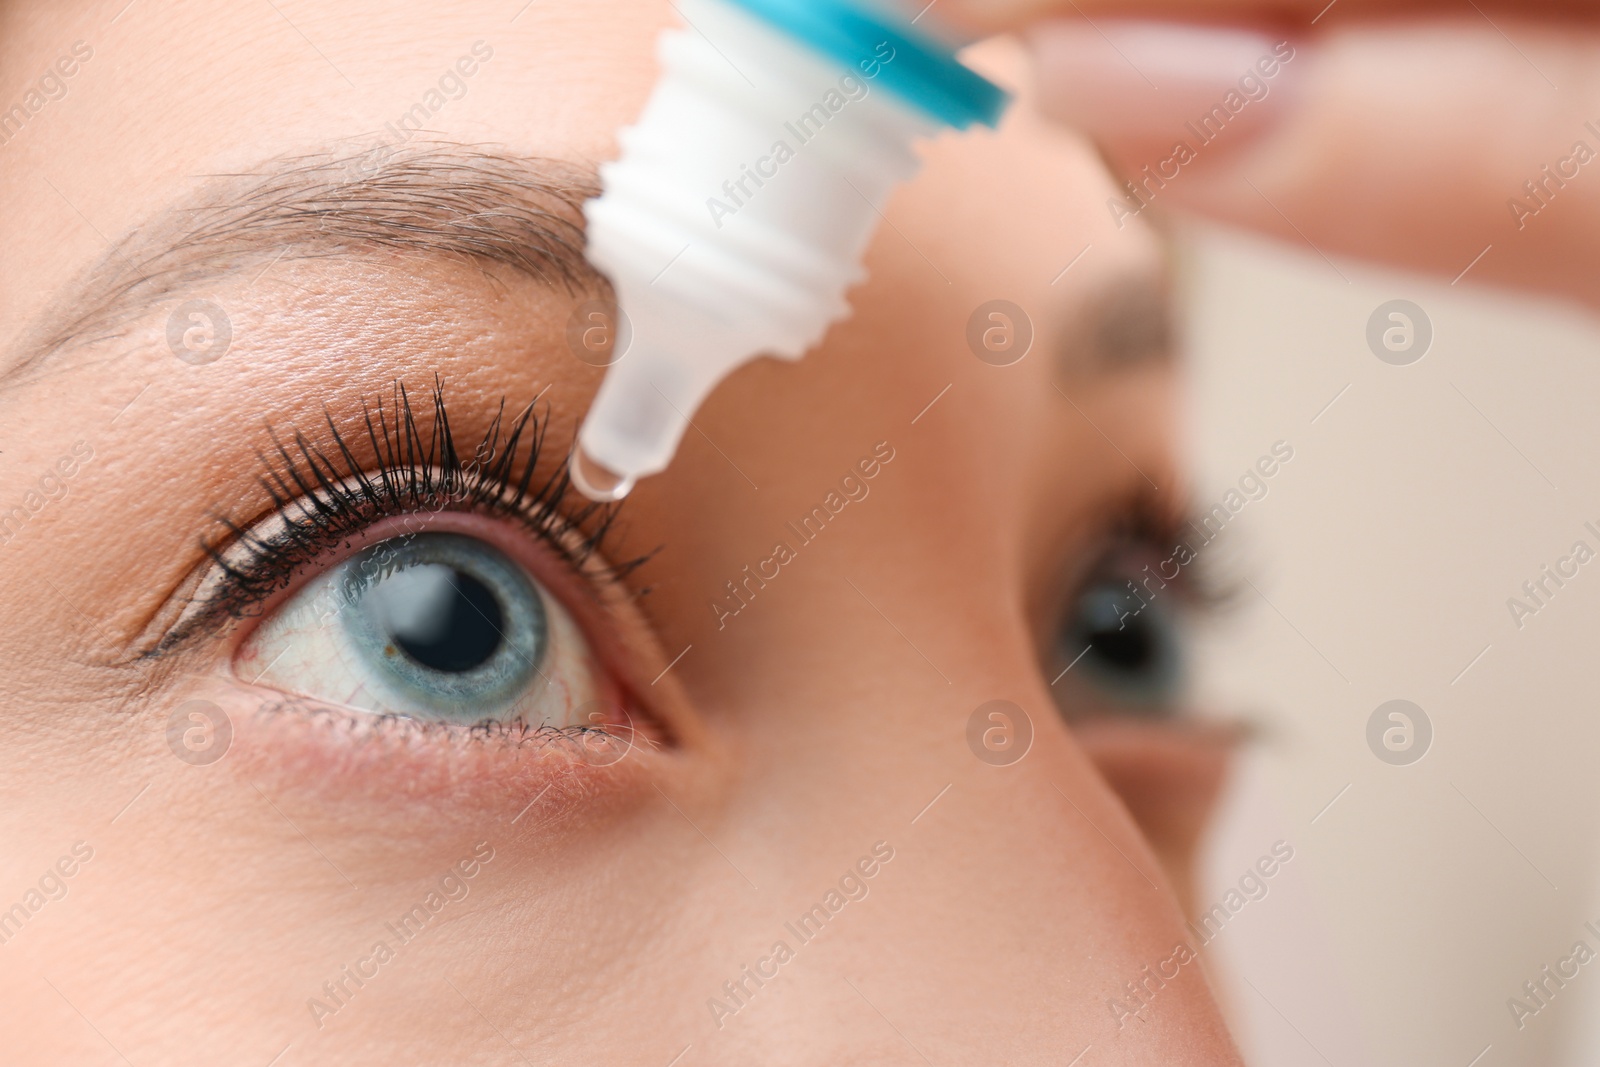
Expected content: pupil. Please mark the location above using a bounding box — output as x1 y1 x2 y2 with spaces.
1087 623 1153 673
369 563 505 673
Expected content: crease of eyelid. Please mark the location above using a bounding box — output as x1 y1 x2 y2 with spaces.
3 141 607 390
129 380 655 664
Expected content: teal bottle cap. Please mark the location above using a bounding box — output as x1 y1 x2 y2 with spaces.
721 0 1011 129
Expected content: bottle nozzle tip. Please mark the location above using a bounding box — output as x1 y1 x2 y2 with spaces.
569 446 637 502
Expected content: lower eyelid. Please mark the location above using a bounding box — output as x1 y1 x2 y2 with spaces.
184 676 658 819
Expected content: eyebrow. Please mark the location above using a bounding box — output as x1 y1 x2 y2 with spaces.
1076 270 1175 372
7 142 606 387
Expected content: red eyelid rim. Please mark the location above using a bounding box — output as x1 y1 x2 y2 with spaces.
225 508 661 737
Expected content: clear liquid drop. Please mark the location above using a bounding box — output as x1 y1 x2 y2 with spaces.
569 447 636 502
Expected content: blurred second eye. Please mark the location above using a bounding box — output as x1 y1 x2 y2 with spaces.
1052 552 1190 718
236 531 607 727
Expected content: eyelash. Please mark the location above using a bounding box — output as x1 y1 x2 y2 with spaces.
155 379 648 655
1080 492 1238 613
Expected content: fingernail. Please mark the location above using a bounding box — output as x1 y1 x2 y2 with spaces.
1028 21 1301 162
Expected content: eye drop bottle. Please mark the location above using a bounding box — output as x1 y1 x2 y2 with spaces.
570 0 1009 501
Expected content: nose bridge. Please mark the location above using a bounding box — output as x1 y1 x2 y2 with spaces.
678 650 1237 1065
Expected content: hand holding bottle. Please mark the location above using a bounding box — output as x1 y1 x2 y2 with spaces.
940 1 1600 306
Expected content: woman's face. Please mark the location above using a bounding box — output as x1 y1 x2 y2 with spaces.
1 2 1242 1062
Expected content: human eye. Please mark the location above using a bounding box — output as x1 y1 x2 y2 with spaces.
1048 496 1225 720
237 530 606 728
159 380 653 750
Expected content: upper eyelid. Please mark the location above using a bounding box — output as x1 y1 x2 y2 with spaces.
141 381 647 660
1059 492 1231 612
1097 499 1237 614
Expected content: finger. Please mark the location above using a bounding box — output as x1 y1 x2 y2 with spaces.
1022 16 1600 304
935 0 1594 34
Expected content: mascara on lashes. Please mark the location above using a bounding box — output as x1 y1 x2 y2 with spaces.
150 380 644 657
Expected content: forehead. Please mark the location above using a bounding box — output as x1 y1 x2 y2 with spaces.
0 1 668 341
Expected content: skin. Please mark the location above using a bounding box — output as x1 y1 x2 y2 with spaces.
0 1 1243 1063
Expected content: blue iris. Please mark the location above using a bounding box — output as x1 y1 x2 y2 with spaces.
1060 578 1186 711
336 533 547 721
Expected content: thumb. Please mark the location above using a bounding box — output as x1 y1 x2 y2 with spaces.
1023 17 1600 305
